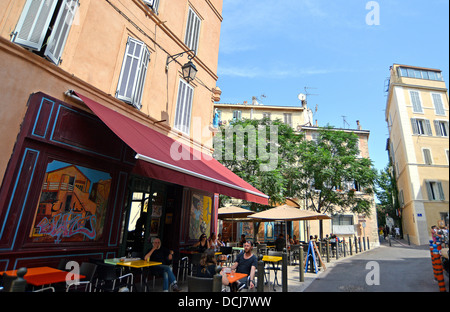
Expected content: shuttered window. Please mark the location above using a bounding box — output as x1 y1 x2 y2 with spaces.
174 79 194 134
143 0 160 14
12 0 79 65
44 0 79 64
434 120 449 137
432 93 446 116
410 91 423 113
426 181 445 201
116 37 151 110
411 118 432 135
422 148 432 165
184 7 201 53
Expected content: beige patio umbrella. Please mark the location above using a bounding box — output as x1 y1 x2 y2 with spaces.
218 206 254 242
248 205 331 245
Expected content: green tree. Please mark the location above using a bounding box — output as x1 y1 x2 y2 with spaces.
296 127 377 238
375 164 401 231
213 117 303 210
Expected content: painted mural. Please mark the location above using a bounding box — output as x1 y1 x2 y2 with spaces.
30 160 111 243
188 193 212 241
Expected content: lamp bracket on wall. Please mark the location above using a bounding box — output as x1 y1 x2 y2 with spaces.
166 49 196 71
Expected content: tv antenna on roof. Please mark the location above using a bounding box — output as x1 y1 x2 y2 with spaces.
341 116 350 129
298 87 318 107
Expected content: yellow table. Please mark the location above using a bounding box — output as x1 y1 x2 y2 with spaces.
262 255 282 262
117 260 162 268
262 255 282 290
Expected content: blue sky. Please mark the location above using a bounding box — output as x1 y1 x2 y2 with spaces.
216 0 449 173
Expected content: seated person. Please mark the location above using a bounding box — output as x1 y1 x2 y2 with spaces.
197 249 229 286
230 241 257 290
275 233 286 251
192 234 210 253
144 237 180 292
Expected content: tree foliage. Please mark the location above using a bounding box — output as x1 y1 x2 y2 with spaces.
297 127 377 217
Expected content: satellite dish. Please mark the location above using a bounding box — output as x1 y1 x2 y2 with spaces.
298 93 306 101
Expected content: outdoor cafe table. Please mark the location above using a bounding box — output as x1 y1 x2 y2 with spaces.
105 259 162 291
1 266 85 288
226 272 248 292
262 255 282 291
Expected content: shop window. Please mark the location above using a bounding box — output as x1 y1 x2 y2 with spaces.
12 0 79 65
116 37 150 110
29 160 112 244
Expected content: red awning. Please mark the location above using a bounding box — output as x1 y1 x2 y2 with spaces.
72 91 269 205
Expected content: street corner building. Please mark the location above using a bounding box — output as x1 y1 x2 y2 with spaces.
0 0 268 270
385 64 449 245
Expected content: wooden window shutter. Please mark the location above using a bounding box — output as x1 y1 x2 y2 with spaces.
44 0 79 65
12 0 59 50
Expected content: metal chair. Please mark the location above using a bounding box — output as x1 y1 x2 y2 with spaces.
190 253 203 276
66 262 97 292
177 256 189 283
94 263 134 292
187 275 214 292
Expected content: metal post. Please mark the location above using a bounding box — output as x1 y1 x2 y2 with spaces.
326 240 330 263
363 237 366 251
282 250 288 292
299 247 304 282
349 237 353 255
358 237 362 252
213 267 223 292
367 237 370 250
257 257 265 292
388 235 392 246
354 236 358 254
336 241 339 260
343 238 347 257
407 234 411 245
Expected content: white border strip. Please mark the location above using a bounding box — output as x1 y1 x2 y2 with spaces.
135 154 269 199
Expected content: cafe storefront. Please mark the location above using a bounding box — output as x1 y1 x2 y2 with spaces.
0 91 269 271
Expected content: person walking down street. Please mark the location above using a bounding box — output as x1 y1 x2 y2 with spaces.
144 237 180 292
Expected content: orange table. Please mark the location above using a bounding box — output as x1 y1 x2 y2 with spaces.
226 272 248 284
1 266 85 287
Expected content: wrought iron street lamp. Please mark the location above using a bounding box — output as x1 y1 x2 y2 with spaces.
166 50 198 84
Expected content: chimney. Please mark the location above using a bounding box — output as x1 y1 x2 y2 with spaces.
356 120 362 130
315 120 318 127
243 101 248 105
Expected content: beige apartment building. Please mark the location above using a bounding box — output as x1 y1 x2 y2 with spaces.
216 100 379 248
0 0 269 271
385 64 449 245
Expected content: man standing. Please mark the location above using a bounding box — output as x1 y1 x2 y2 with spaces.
230 241 257 290
144 237 180 292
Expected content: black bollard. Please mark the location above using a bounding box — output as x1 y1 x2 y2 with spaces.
299 248 304 282
363 237 366 251
213 267 223 292
326 240 330 263
349 237 353 255
343 238 347 257
367 237 370 250
257 256 265 292
358 237 362 252
282 250 288 292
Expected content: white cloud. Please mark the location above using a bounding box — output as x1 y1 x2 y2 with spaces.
218 64 332 79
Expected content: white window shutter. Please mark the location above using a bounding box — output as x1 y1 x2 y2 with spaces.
44 0 79 65
12 0 59 50
426 182 433 200
437 182 445 200
143 0 160 13
174 80 194 134
432 94 445 115
411 119 419 134
184 8 201 53
424 119 433 136
116 37 150 109
410 91 423 113
434 120 442 136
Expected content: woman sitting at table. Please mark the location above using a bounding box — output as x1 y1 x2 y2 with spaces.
192 234 210 253
208 232 223 251
197 249 229 286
